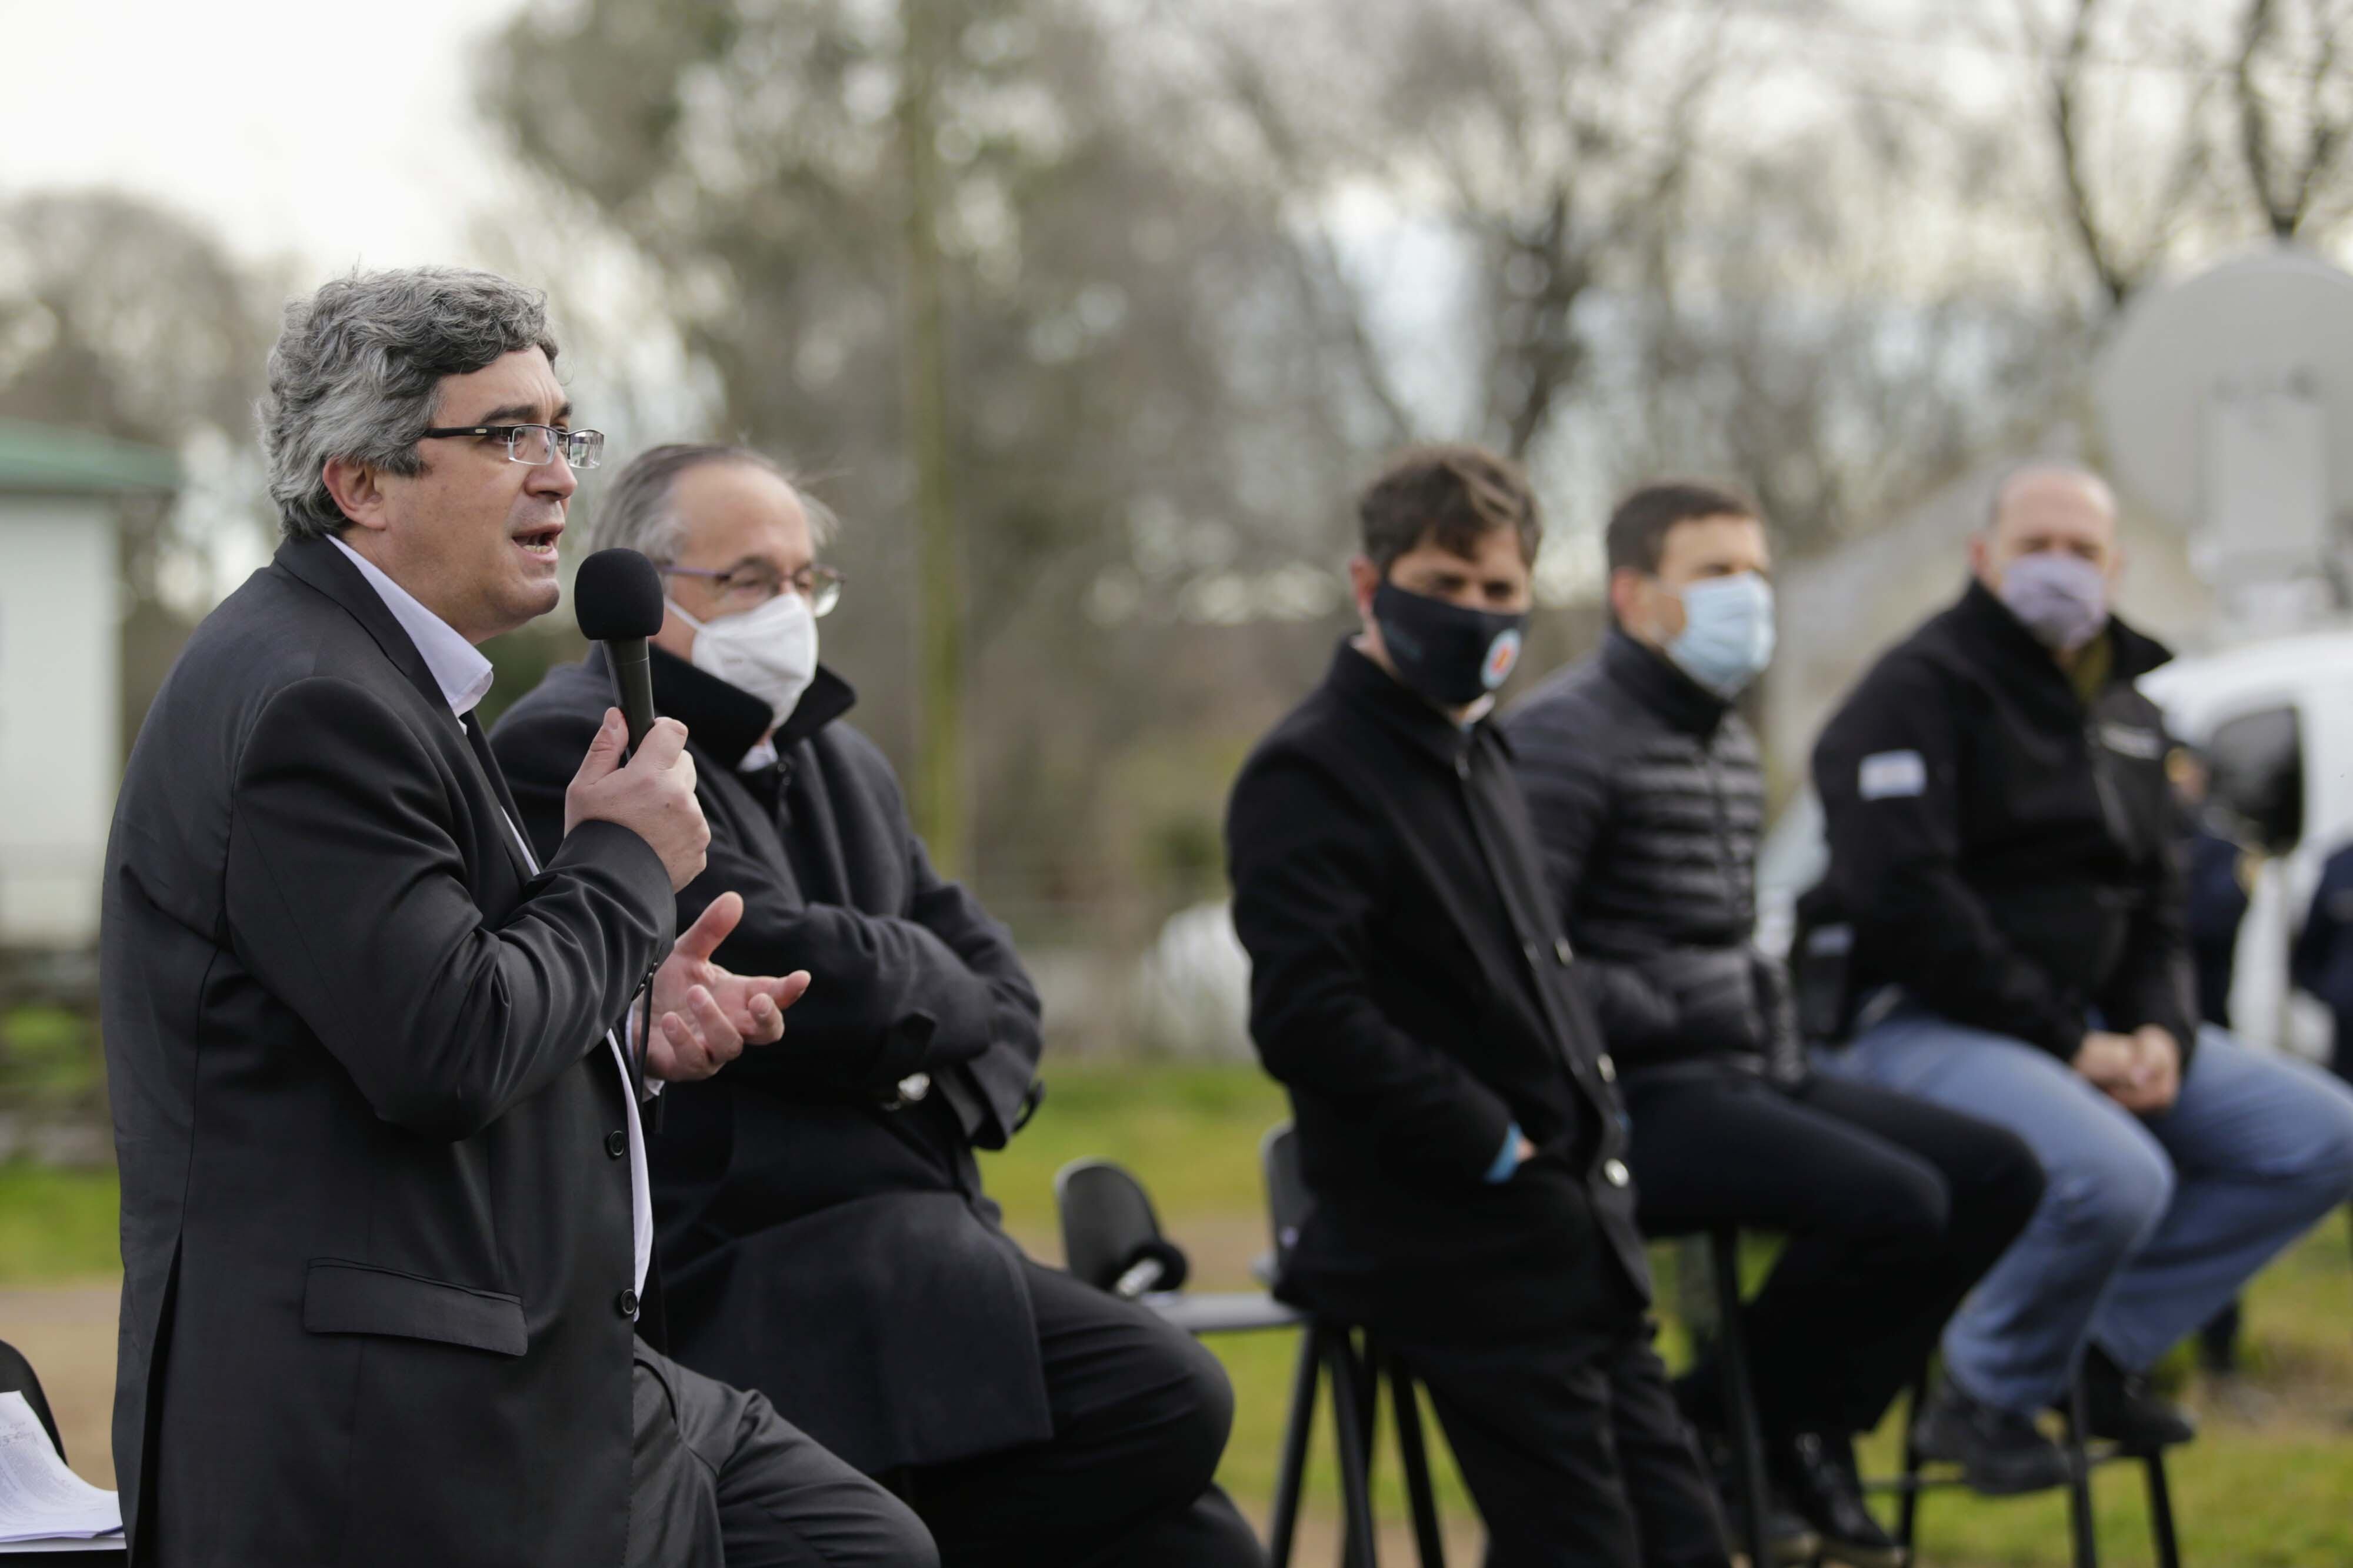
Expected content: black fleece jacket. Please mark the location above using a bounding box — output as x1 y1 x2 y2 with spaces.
1807 580 2197 1067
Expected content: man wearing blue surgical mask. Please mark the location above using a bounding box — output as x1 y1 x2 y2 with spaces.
1805 463 2353 1496
1507 483 2044 1566
495 445 1264 1567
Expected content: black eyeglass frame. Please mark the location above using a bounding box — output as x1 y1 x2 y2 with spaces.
659 561 846 618
419 424 606 469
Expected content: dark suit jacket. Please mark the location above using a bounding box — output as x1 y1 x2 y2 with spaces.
101 538 674 1567
492 648 1050 1473
1225 643 1650 1345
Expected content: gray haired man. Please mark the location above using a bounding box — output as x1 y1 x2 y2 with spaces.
494 445 1265 1567
101 267 936 1567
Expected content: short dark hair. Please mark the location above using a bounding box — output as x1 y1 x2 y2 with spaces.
1358 443 1541 571
1604 481 1759 576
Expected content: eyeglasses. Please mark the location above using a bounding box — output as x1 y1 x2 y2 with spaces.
659 561 846 618
419 424 606 469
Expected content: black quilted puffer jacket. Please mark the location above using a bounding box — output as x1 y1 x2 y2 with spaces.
1504 630 1801 1078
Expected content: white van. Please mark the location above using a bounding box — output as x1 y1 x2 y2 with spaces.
1756 630 2353 1062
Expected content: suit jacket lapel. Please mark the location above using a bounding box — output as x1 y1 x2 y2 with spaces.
275 536 535 887
464 714 538 885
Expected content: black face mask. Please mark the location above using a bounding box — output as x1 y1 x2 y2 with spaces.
1373 581 1528 709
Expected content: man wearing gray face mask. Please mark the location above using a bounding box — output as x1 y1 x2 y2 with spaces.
494 444 1264 1568
1507 483 2043 1566
1804 462 2353 1495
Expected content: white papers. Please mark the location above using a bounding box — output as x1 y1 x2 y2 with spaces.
0 1393 119 1543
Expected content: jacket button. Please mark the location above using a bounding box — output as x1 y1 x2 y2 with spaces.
616 1289 639 1319
1598 1055 1617 1084
605 1129 628 1159
1603 1159 1630 1188
1555 937 1574 965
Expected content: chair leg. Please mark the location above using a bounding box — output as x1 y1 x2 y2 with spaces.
1388 1355 1447 1568
2063 1375 2100 1568
1268 1325 1325 1568
1327 1330 1381 1568
1709 1228 1775 1568
1895 1367 1929 1554
2145 1449 2182 1568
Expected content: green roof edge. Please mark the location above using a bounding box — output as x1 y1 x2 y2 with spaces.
0 418 182 496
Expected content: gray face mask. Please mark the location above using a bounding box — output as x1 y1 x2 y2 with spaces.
1998 551 2109 652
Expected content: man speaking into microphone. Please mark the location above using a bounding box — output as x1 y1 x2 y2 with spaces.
101 267 935 1567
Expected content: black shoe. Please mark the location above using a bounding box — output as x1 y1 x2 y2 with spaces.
1911 1381 2074 1496
1773 1432 1905 1568
1716 1479 1822 1567
1681 1397 1821 1567
2077 1345 2197 1451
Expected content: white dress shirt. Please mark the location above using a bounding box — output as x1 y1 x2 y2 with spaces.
329 536 654 1299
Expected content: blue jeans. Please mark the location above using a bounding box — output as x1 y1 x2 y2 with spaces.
1815 1009 2353 1414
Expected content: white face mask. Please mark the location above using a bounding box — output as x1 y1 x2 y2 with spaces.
669 592 818 728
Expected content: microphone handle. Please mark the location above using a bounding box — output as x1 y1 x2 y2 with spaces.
607 638 656 755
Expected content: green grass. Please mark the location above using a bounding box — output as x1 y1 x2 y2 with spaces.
11 1059 2353 1564
983 1060 2353 1568
0 1162 121 1283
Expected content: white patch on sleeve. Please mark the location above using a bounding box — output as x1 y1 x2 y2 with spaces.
1858 749 1928 802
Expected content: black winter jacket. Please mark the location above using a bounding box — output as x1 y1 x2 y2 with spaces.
1806 580 2197 1067
1507 632 1798 1077
493 648 1051 1475
1226 642 1649 1345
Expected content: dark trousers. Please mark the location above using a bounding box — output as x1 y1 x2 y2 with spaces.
1623 1067 2045 1437
902 1259 1265 1568
629 1340 937 1568
1388 1321 1729 1568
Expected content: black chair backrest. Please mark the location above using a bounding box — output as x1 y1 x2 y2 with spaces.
0 1337 65 1460
1056 1159 1166 1293
1261 1122 1312 1260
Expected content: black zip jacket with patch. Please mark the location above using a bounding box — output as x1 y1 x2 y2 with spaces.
1807 579 2197 1067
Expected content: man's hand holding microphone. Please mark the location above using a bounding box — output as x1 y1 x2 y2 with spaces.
565 705 811 1081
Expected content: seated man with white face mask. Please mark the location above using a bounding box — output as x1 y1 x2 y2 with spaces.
1507 483 2045 1565
494 445 1263 1568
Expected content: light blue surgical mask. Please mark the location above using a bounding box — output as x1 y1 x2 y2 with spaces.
1665 572 1776 698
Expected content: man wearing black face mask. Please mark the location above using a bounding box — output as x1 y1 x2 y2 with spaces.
1805 462 2353 1492
1227 446 1729 1567
1505 483 2042 1566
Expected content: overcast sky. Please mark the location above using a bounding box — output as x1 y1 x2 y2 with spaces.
0 0 531 272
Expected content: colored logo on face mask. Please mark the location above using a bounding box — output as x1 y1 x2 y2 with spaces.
1482 628 1523 690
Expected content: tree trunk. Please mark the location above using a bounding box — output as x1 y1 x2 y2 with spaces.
899 0 966 875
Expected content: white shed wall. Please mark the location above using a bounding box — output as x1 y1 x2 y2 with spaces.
0 501 118 946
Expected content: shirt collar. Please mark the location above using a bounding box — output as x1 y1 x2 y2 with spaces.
584 643 859 770
1326 638 1511 768
327 535 495 719
1601 629 1731 737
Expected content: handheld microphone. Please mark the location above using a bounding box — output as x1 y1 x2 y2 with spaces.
574 548 667 755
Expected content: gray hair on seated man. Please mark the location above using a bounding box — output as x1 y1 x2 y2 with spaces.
591 443 839 563
260 266 558 542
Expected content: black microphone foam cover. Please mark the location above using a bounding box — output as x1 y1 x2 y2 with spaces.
574 548 666 642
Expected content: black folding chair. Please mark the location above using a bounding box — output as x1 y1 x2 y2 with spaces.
1054 1125 1447 1567
1639 1227 1781 1568
0 1336 66 1461
1875 1365 2182 1568
0 1336 128 1564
